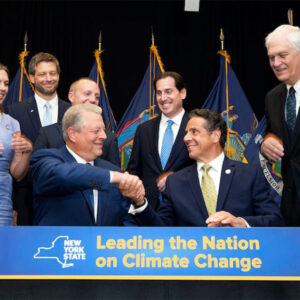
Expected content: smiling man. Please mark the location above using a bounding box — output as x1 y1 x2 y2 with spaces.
6 52 70 225
127 71 193 210
30 103 139 226
261 25 300 226
126 109 283 227
33 78 120 167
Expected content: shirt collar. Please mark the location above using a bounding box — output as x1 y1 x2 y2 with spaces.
35 93 58 107
197 152 225 173
287 80 300 95
66 145 94 165
161 109 185 126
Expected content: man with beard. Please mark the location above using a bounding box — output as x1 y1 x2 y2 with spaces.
6 52 70 225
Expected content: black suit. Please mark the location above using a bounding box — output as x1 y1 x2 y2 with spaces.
265 83 300 226
127 112 193 210
33 123 120 167
5 95 70 225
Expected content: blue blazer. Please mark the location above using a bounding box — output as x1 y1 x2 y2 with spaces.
136 158 284 227
30 147 136 226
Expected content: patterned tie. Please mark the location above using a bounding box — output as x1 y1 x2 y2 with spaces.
286 87 296 133
160 120 174 169
201 164 217 216
43 102 52 126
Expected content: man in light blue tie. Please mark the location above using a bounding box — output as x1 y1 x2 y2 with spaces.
5 52 70 225
127 72 193 210
261 25 300 226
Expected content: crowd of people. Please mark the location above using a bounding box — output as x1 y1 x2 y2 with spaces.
1 24 300 227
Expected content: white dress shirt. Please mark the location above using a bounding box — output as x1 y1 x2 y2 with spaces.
158 109 185 155
197 152 225 194
35 94 58 126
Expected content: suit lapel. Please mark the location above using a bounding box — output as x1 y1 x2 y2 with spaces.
216 158 235 211
94 158 106 225
150 116 163 172
61 146 96 223
188 164 209 220
58 98 68 121
165 112 188 170
276 86 291 149
24 97 42 136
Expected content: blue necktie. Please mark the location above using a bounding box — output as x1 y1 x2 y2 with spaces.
286 87 296 133
160 120 174 169
43 102 52 126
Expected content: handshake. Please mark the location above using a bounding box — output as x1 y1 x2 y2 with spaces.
111 171 145 206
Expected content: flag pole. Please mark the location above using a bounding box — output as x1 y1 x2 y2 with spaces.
288 9 293 25
219 28 231 157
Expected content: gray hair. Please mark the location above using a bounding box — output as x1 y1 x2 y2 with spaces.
265 24 300 52
62 103 102 141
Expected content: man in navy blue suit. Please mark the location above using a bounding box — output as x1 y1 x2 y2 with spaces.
127 72 193 210
6 52 70 225
126 109 284 227
30 103 143 226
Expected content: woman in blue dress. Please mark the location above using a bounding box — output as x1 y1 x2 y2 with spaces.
0 64 32 225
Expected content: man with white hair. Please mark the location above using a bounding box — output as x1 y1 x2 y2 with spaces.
261 24 300 226
30 103 142 226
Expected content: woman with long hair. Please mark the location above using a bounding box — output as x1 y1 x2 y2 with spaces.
0 63 32 225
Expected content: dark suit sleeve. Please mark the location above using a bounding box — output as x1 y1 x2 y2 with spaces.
126 125 142 176
243 166 284 227
33 127 50 152
30 150 111 196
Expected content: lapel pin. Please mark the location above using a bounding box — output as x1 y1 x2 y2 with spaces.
6 125 10 130
30 109 34 112
225 169 231 174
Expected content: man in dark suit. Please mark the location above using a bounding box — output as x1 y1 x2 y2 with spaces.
30 103 142 226
127 72 193 210
261 25 300 226
6 52 70 225
34 78 120 166
125 109 283 227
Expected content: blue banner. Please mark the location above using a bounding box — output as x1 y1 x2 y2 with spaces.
0 227 299 280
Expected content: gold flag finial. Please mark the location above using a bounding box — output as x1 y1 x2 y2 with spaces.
151 26 155 46
220 28 224 51
288 9 294 26
98 31 102 51
24 32 28 52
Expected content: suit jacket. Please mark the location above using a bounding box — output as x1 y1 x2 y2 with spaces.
265 83 300 225
5 95 70 225
135 158 284 227
30 147 136 226
33 123 120 167
127 112 193 210
5 95 70 144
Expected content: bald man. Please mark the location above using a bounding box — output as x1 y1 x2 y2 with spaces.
34 78 120 166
